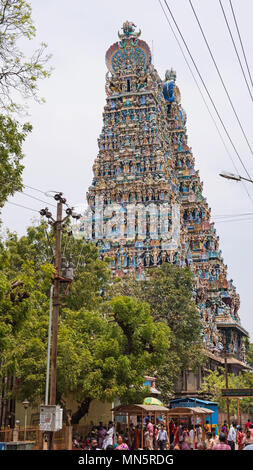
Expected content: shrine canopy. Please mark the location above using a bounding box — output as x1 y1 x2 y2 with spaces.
166 406 215 445
166 406 214 418
112 404 169 415
112 404 170 449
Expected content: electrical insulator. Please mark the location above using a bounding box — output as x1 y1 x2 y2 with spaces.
54 193 62 201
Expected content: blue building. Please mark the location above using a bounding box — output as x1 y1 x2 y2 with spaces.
170 397 219 434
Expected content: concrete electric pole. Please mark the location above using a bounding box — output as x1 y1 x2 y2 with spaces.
40 192 81 450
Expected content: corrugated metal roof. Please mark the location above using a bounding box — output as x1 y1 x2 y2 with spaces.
167 406 214 415
170 397 218 405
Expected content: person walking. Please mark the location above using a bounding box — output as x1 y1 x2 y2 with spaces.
212 432 231 450
102 421 114 450
245 424 253 446
133 424 141 449
157 424 168 450
169 419 176 445
98 424 107 449
196 424 202 443
153 425 159 449
227 422 237 450
205 432 216 450
237 426 246 450
189 425 195 450
221 420 229 437
204 420 211 436
146 419 154 437
245 419 251 432
181 428 190 450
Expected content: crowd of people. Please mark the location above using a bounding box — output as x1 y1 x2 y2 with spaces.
72 417 253 451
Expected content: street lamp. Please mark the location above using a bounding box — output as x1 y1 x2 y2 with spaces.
22 399 29 441
219 171 253 184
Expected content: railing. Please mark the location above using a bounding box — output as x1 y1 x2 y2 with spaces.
0 427 12 443
0 426 68 450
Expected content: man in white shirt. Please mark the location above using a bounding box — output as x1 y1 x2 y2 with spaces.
227 422 237 451
102 421 114 449
157 424 168 450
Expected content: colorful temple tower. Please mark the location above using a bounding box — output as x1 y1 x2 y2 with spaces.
80 22 249 395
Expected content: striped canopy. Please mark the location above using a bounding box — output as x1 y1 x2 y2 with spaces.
143 397 163 406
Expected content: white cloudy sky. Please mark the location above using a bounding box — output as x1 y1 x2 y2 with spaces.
1 0 253 339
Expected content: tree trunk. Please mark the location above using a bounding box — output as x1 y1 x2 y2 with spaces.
71 398 92 425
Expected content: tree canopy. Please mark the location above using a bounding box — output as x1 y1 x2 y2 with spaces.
0 222 172 424
112 263 204 402
0 0 51 212
0 116 32 208
200 367 253 415
0 0 51 112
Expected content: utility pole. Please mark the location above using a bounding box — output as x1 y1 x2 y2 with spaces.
47 198 62 450
224 350 230 426
40 193 81 450
50 199 62 409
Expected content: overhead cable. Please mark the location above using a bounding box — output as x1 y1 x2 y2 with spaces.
215 216 253 223
158 0 238 176
189 0 253 156
162 0 253 182
23 184 48 195
159 0 253 204
5 201 39 213
19 191 56 208
220 0 253 99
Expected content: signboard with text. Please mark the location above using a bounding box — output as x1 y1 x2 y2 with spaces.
40 405 63 432
221 389 253 398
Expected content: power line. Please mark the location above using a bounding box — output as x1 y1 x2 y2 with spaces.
23 184 48 195
230 0 253 90
162 0 253 183
158 0 239 173
189 0 253 156
213 211 253 219
215 216 253 223
159 0 253 205
5 201 39 213
19 191 56 208
221 0 253 98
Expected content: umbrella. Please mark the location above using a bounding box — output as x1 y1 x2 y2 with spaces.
143 397 163 406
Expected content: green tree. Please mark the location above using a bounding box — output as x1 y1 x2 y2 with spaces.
0 223 171 424
200 368 253 414
0 1 51 212
112 263 204 402
245 338 253 369
12 293 171 423
0 117 32 208
0 0 51 112
0 221 111 420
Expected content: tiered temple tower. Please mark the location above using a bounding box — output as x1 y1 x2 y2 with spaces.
81 22 248 395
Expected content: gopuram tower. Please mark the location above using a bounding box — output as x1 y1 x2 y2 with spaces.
79 22 249 396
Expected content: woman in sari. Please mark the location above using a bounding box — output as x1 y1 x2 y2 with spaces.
115 434 129 450
181 427 190 450
133 424 141 449
237 426 246 450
